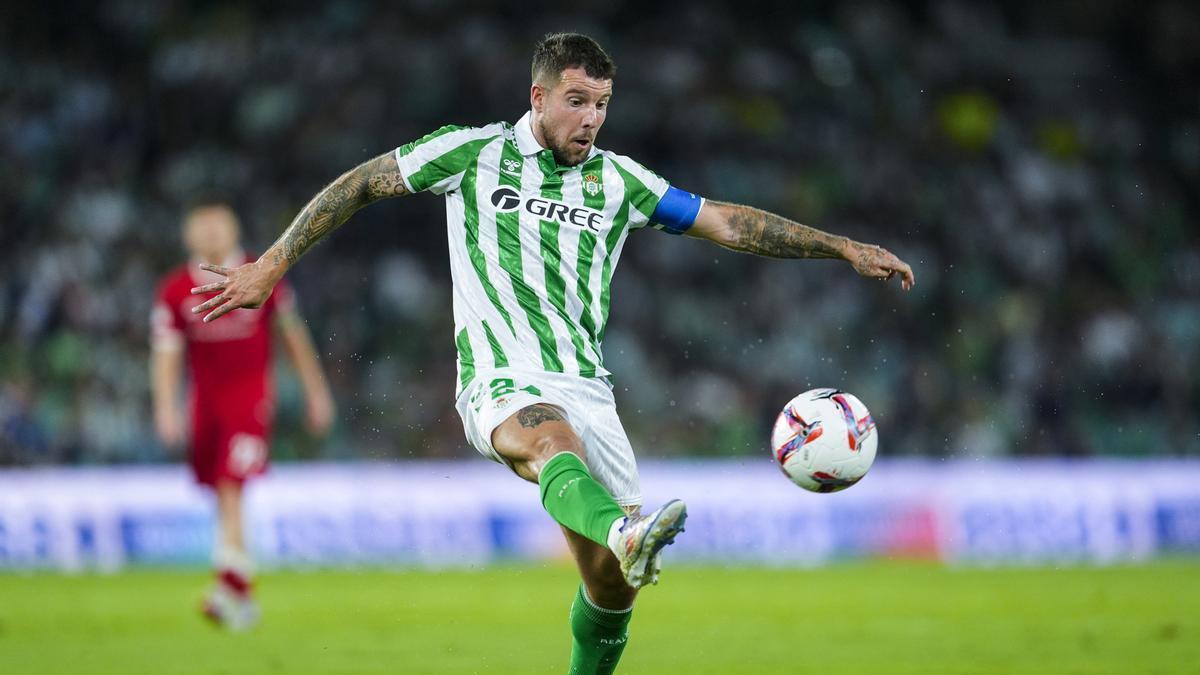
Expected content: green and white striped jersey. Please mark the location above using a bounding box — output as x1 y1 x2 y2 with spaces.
393 112 681 395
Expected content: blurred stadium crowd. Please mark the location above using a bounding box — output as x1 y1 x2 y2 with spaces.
2 1 1197 465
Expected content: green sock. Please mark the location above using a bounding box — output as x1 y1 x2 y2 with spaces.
569 584 632 675
538 452 626 547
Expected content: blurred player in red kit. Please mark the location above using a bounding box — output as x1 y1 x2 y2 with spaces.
150 202 335 630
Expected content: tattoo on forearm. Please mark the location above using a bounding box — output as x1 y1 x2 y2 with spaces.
517 404 565 428
717 201 847 259
271 154 409 265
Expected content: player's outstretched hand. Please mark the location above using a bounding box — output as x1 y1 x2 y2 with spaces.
845 241 915 291
190 260 282 322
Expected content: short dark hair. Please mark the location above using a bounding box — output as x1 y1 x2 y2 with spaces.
531 33 616 85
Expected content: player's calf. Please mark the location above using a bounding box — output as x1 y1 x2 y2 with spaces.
562 526 637 610
562 528 636 674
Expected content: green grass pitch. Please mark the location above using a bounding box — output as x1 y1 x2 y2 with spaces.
1 561 1196 674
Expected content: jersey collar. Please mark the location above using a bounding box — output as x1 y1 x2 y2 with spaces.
514 111 600 164
515 111 544 157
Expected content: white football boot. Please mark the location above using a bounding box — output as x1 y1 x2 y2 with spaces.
612 499 687 589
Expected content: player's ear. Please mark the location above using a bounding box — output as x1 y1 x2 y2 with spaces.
530 82 544 113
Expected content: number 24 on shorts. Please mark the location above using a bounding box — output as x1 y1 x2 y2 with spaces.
489 377 541 400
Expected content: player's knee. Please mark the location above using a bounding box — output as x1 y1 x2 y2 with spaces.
530 430 584 464
498 428 584 484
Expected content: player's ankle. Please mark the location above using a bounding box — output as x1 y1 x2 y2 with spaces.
217 568 253 598
214 544 253 575
606 516 627 553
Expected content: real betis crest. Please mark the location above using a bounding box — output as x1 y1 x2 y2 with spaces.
583 173 602 196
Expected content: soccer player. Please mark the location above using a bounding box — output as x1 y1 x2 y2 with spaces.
151 202 335 630
189 34 913 670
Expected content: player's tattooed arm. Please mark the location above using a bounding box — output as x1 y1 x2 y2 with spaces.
273 152 409 266
698 201 849 259
189 152 409 322
689 200 915 290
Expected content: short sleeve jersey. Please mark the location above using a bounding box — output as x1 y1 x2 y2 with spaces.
151 254 294 414
394 112 691 395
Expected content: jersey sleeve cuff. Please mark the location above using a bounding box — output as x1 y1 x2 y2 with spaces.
394 147 419 194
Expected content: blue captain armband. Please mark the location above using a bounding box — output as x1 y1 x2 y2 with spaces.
650 186 705 235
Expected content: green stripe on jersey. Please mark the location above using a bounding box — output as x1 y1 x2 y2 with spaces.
459 137 517 337
537 167 597 378
455 328 475 390
597 197 631 343
495 142 563 372
574 155 606 348
609 158 662 221
482 320 508 368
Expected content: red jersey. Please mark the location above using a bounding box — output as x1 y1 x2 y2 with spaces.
151 252 294 485
153 253 293 409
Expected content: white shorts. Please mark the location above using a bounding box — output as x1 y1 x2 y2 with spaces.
454 368 642 506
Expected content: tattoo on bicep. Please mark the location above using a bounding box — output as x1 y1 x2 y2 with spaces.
367 169 409 200
720 202 845 259
517 404 566 428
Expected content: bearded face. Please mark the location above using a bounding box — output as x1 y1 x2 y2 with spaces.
532 67 612 167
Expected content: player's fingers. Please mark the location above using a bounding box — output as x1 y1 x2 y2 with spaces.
190 281 226 294
203 299 238 323
192 293 229 314
898 261 915 289
198 263 231 276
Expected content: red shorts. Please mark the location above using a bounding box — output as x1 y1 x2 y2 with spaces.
189 400 273 487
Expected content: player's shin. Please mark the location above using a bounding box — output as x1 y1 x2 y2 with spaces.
568 584 632 675
538 452 627 548
213 482 254 597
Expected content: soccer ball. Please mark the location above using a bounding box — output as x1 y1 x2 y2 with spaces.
770 388 878 493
